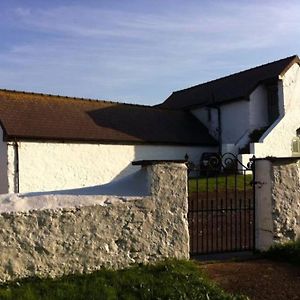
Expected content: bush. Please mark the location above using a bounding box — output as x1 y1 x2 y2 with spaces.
0 260 246 300
263 239 300 266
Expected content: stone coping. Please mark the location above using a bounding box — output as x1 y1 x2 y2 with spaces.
132 160 187 166
254 156 300 162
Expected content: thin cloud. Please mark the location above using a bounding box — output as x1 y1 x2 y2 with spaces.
0 1 299 104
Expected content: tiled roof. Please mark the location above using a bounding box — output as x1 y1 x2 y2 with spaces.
0 89 217 146
159 55 300 109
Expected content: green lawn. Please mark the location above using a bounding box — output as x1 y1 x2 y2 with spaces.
189 174 253 193
0 260 247 300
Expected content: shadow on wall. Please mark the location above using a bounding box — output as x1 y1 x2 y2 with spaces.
112 145 193 182
23 168 149 197
87 106 203 183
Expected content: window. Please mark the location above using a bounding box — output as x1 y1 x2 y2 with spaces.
207 107 211 122
292 137 300 156
267 83 279 124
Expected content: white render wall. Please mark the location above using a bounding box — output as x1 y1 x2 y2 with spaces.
192 101 251 145
191 107 219 140
0 128 8 194
191 86 270 154
249 85 269 130
252 63 300 157
220 100 250 144
9 141 216 193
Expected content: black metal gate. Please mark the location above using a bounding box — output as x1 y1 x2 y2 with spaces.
187 153 255 255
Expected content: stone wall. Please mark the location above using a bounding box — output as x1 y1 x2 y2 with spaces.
255 158 300 250
0 162 189 282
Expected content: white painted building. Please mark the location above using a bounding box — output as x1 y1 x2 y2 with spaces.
0 90 216 193
1 54 300 194
160 55 300 161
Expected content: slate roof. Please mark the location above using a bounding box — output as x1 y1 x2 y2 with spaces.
0 89 217 146
159 55 300 110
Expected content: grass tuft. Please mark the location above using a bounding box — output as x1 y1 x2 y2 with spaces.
0 260 247 300
263 239 300 266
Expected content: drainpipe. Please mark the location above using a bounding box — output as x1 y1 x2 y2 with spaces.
7 141 20 193
14 141 19 193
210 90 222 155
217 106 222 155
210 105 222 155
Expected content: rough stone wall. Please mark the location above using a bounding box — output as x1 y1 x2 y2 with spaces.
272 159 300 242
255 158 300 250
0 162 189 282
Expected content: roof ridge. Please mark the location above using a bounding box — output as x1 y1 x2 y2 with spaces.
172 54 299 94
0 88 154 109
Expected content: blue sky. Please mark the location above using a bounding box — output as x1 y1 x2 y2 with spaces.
1 0 300 105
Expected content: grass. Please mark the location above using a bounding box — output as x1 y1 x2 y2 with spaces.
189 174 253 193
0 260 247 300
263 239 300 266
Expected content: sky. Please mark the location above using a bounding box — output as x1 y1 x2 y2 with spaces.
1 0 300 105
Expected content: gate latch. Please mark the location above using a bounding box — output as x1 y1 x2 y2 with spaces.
250 180 266 188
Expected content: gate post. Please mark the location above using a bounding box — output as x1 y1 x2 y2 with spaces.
254 159 273 251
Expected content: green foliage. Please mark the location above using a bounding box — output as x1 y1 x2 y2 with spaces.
0 260 246 300
263 240 300 266
239 126 269 154
248 127 269 143
189 175 253 193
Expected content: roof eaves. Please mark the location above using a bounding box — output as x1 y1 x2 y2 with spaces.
278 55 300 78
4 135 217 146
245 76 279 100
174 95 247 110
0 88 155 109
0 120 8 141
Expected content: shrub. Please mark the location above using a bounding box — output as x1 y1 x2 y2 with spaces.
263 239 300 266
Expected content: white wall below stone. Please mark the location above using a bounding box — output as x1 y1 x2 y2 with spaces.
12 141 215 193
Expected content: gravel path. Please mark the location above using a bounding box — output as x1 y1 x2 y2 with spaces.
201 259 300 300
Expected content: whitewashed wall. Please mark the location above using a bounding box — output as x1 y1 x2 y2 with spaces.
192 101 250 145
220 100 249 144
249 85 269 129
191 107 219 140
252 62 300 157
191 62 300 159
0 128 8 194
7 140 215 193
221 86 268 151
